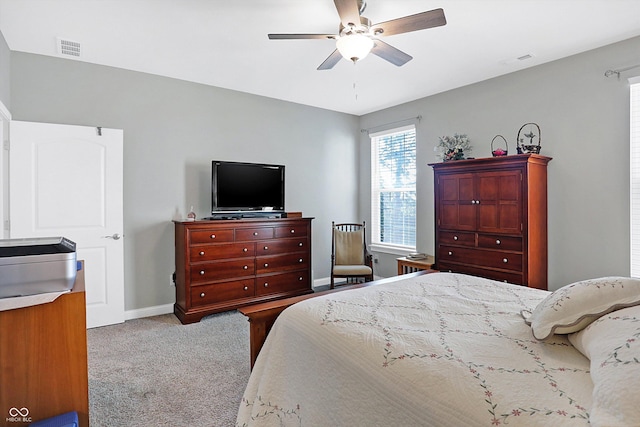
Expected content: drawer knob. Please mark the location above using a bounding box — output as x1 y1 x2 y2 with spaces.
298 242 303 247
453 236 458 241
253 232 259 236
243 247 248 252
243 265 248 270
298 258 303 263
264 246 269 250
263 283 269 287
243 286 248 291
299 276 303 281
210 234 216 239
264 263 269 268
496 239 501 245
448 251 453 256
199 251 205 256
290 229 295 234
200 292 205 298
199 270 205 275
503 258 508 263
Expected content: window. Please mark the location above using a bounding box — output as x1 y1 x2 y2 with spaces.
631 78 640 276
370 124 416 252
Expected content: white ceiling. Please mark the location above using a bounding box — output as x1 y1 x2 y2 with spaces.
1 0 640 116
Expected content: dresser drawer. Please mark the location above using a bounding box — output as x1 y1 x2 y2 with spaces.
275 224 308 238
190 259 255 283
256 237 308 255
439 245 523 272
236 227 275 241
438 230 475 247
256 253 309 273
190 279 255 307
189 242 255 261
477 234 522 251
189 229 234 244
256 270 309 296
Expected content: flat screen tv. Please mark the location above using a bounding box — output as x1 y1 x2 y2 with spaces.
211 161 285 214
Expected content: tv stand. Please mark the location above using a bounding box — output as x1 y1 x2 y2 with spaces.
207 212 284 220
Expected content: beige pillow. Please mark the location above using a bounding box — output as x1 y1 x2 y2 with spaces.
568 305 640 427
523 276 640 340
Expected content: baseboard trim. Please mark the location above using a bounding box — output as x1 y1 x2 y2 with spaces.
125 303 174 321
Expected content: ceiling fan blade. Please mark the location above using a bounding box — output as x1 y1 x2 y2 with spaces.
268 34 336 40
371 40 413 66
317 49 343 70
333 0 361 27
371 8 446 36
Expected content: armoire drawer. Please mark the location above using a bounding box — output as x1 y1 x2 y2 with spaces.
190 279 255 307
256 270 309 296
437 262 524 285
438 245 523 272
438 230 475 247
477 235 522 251
189 242 255 261
256 237 308 255
190 259 255 283
256 253 309 273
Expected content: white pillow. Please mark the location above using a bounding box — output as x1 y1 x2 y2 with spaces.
524 276 640 340
568 305 640 427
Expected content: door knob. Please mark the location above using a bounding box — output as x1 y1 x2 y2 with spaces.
105 233 122 240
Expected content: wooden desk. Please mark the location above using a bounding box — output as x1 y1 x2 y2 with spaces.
239 271 429 369
397 255 435 275
0 264 88 427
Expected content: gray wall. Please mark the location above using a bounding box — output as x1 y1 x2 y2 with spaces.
0 30 9 109
9 52 360 312
360 35 640 290
6 31 640 313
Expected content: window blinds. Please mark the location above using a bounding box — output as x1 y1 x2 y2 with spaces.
631 78 640 276
370 125 416 250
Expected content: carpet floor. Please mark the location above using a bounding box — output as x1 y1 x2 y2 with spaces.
87 311 251 427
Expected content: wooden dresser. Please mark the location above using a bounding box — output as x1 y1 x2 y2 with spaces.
430 154 551 290
174 217 313 324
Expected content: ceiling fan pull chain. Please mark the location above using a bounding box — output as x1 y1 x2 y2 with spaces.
353 62 359 101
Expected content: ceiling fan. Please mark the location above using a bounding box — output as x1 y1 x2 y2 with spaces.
268 0 446 70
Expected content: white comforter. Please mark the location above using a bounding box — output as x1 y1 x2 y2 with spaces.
237 273 593 426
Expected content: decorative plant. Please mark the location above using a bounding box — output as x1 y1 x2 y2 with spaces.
437 133 472 161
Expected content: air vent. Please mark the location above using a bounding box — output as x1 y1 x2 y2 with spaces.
57 37 81 57
500 53 535 66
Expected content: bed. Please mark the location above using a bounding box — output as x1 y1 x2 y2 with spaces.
236 272 640 426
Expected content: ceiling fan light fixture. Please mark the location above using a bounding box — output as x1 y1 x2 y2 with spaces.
336 33 374 63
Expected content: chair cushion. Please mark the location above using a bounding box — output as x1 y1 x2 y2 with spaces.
333 265 372 276
334 229 365 265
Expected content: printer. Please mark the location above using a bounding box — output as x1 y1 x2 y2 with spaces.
0 237 77 299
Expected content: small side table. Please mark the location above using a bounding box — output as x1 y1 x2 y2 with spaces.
397 255 435 275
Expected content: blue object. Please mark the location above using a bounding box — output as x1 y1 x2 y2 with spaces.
29 411 79 427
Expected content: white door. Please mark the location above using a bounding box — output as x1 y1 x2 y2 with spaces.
9 121 124 328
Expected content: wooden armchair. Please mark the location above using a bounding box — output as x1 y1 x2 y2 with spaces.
330 221 374 289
